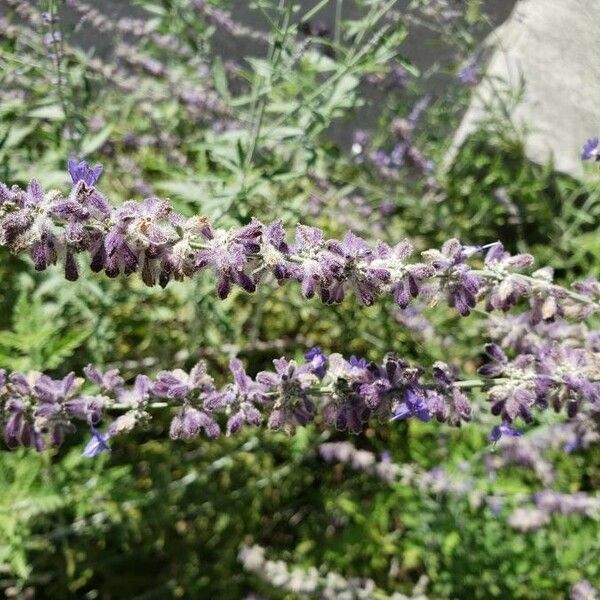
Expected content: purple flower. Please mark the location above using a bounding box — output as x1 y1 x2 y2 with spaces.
571 580 599 600
105 198 183 284
256 358 317 431
564 436 582 454
379 354 421 395
483 243 534 312
324 232 389 305
390 64 409 88
41 11 58 24
225 402 262 435
262 221 292 280
103 225 139 277
153 362 214 400
228 358 267 404
391 389 430 422
320 354 372 432
195 220 260 298
478 343 508 377
458 62 480 86
32 369 102 426
348 355 368 369
169 406 220 440
84 365 125 393
68 158 104 187
29 373 82 446
352 353 421 415
34 372 79 404
43 31 62 46
489 421 523 443
304 346 328 378
48 195 90 222
82 426 111 458
3 398 43 451
372 240 431 309
65 395 104 425
116 374 151 408
536 345 600 415
582 138 600 161
423 239 480 316
324 393 370 434
222 358 266 434
292 225 336 299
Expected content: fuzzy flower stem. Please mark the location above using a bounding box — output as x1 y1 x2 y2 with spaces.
1 344 599 453
108 401 169 411
472 269 600 312
2 175 600 323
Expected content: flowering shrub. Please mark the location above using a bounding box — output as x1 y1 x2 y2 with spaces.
0 0 599 598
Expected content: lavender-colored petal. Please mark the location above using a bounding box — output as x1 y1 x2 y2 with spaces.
82 427 111 458
68 158 104 186
582 137 600 161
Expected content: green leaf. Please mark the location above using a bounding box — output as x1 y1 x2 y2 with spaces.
80 124 114 156
155 180 204 204
43 327 91 370
28 104 65 120
2 123 36 150
246 57 273 79
212 57 231 102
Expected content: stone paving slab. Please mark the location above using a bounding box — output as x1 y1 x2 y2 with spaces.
446 0 600 180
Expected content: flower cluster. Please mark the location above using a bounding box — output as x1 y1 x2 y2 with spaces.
484 424 573 484
508 488 600 532
318 438 600 540
534 490 600 517
352 96 434 177
0 338 599 455
486 313 600 357
64 0 194 58
319 442 400 483
0 351 460 454
238 544 428 600
1 163 599 321
479 340 600 441
192 0 269 43
319 437 600 541
571 580 599 600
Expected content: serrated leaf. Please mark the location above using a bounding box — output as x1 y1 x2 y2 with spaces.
0 331 25 349
43 327 92 369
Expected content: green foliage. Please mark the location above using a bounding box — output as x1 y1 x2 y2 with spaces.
0 283 91 372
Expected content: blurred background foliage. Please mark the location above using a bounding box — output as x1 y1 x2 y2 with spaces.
0 0 599 598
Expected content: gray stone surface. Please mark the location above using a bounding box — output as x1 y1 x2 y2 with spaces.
446 0 600 180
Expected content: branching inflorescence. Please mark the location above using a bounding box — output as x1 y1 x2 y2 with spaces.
1 161 600 322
